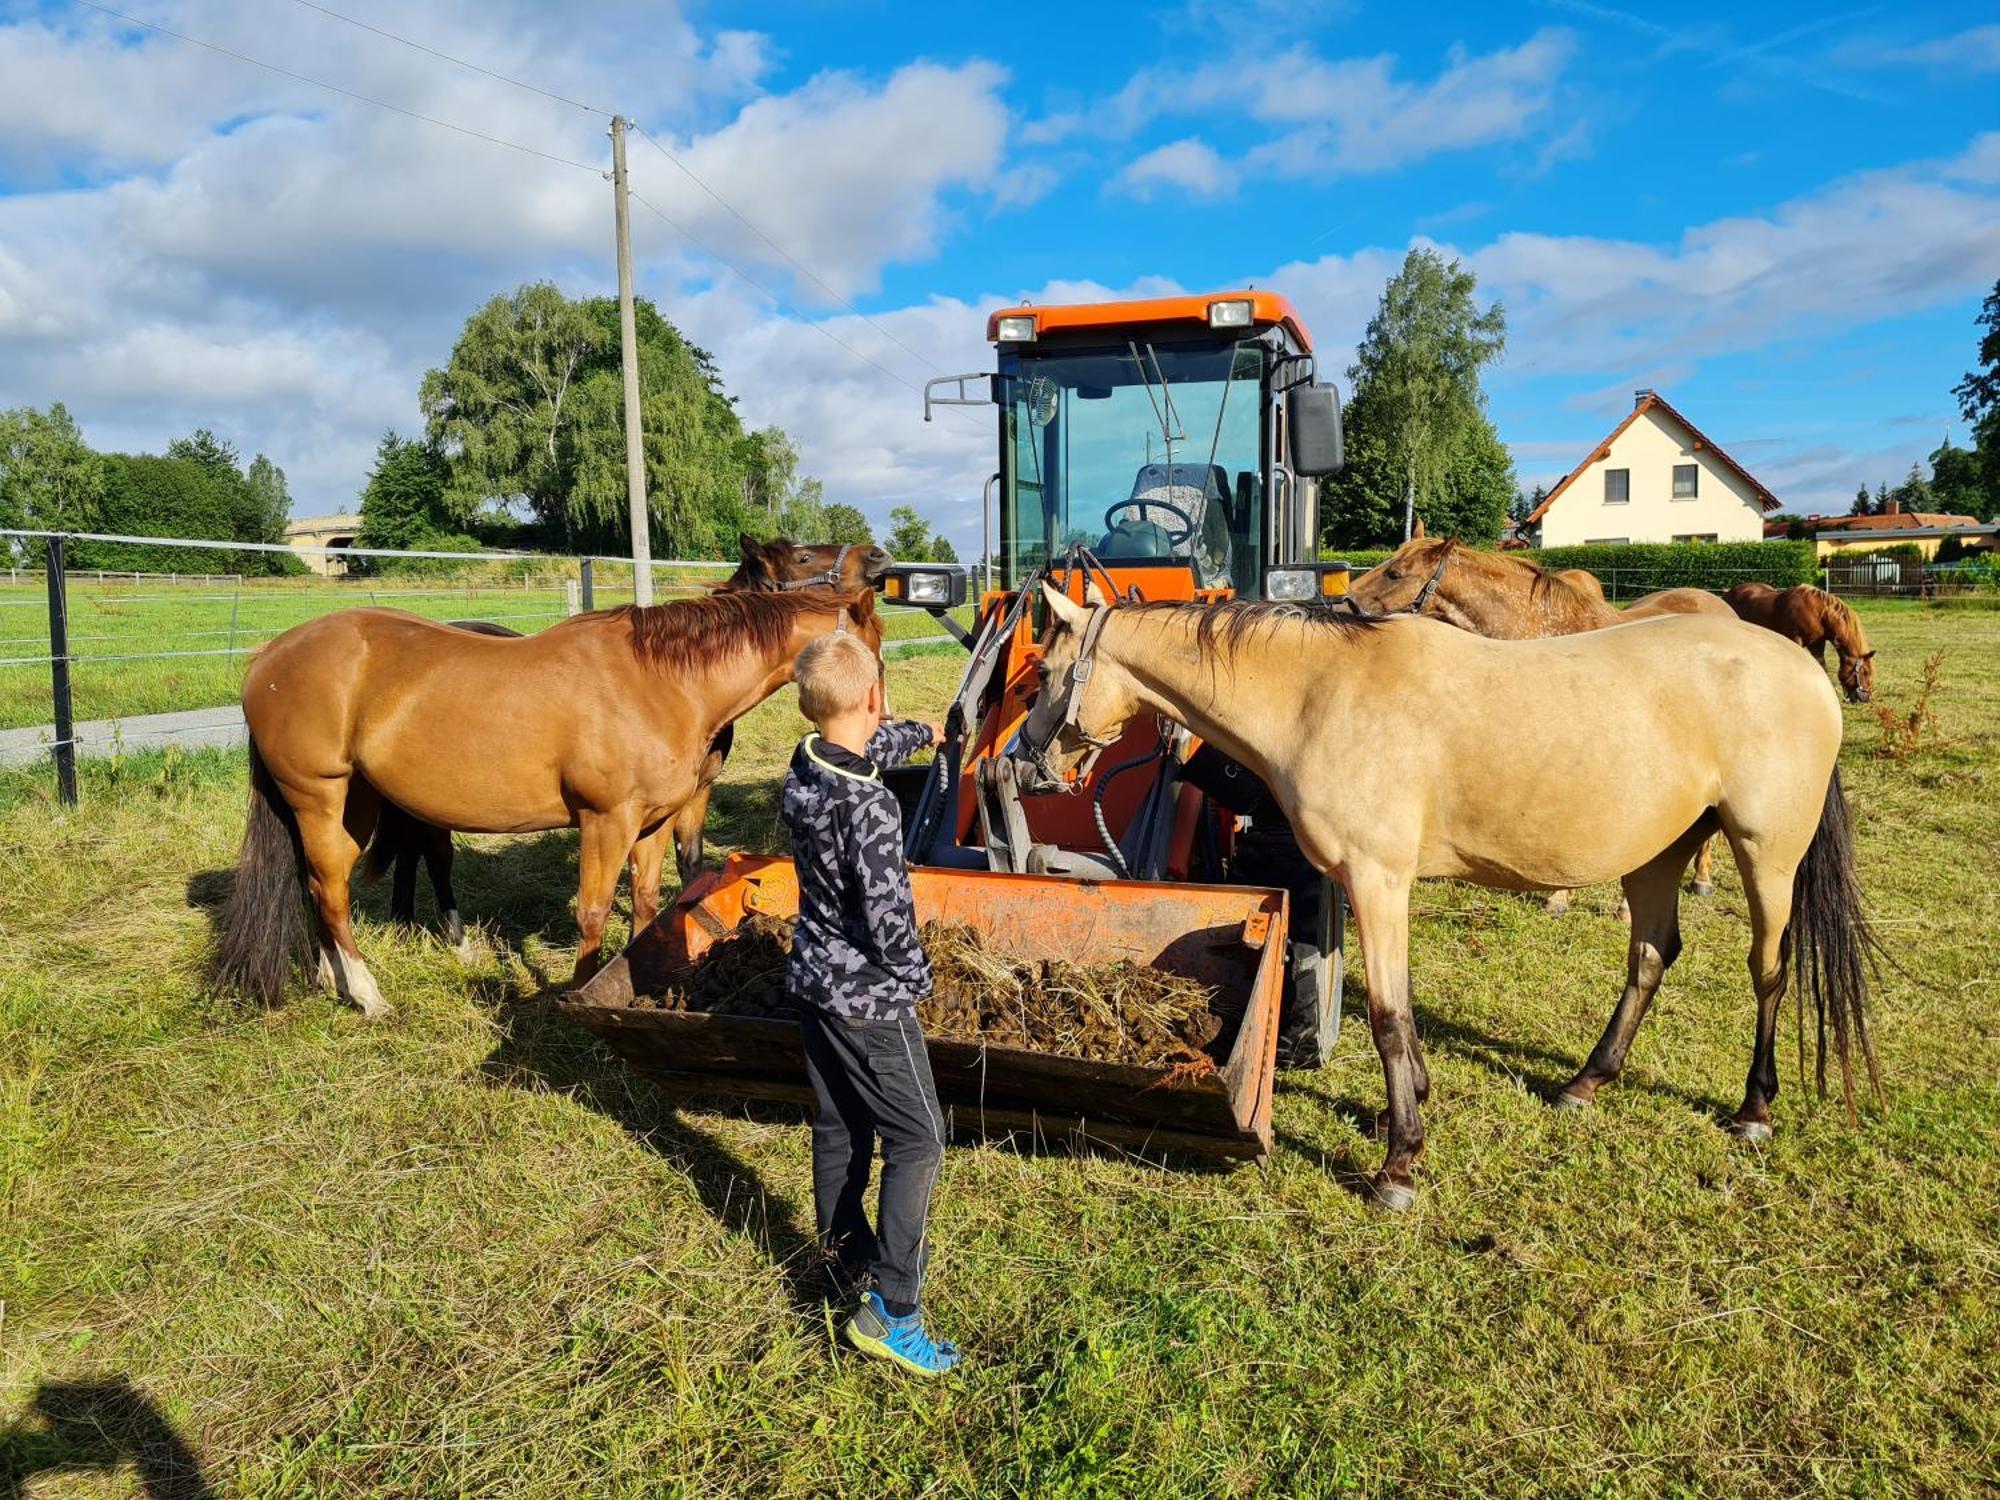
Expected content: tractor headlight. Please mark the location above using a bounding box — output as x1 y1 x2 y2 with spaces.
995 314 1037 343
1207 298 1254 329
1263 563 1350 601
880 565 967 610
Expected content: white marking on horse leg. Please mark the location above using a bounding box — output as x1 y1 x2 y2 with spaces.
329 945 391 1020
316 945 339 993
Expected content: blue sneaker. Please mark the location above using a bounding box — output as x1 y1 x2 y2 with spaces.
844 1292 962 1376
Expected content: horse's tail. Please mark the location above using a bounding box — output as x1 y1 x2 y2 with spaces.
209 739 316 1005
1788 767 1885 1121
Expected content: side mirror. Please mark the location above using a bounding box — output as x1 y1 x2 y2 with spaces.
1288 384 1344 477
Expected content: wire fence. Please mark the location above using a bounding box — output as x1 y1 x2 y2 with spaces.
0 530 963 796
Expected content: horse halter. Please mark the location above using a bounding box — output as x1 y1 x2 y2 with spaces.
781 542 857 592
1015 603 1120 795
1345 543 1454 621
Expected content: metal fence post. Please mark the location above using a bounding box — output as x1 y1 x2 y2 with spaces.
45 533 77 807
580 557 595 611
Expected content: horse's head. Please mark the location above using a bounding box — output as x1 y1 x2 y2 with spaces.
729 533 893 591
1344 537 1457 618
1012 583 1140 793
1839 648 1876 704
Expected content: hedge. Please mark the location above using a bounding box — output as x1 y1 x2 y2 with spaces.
1317 539 1816 591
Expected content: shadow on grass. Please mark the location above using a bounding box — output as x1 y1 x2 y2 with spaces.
1408 1001 1737 1121
0 1376 216 1499
479 995 832 1312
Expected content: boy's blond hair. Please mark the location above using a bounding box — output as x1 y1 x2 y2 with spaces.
794 632 880 724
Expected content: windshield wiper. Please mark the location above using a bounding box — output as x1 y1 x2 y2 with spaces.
1128 340 1186 477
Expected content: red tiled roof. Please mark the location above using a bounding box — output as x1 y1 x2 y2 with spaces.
1810 511 1980 533
1526 392 1779 525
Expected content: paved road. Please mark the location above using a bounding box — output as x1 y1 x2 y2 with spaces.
0 634 960 769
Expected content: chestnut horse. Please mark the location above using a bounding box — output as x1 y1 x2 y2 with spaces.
1020 587 1881 1210
1723 582 1876 703
378 535 891 943
1346 537 1738 910
213 586 882 1017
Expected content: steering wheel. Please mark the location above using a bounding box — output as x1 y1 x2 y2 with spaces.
1103 498 1194 548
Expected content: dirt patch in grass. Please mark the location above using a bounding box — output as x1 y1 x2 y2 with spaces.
645 913 1233 1071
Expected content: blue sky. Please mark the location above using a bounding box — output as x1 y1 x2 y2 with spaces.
1 0 1995 551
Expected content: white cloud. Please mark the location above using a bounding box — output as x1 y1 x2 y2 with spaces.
1865 24 2000 73
1108 139 1230 201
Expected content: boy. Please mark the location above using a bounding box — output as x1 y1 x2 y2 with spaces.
780 632 961 1377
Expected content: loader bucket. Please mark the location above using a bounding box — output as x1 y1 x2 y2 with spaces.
562 854 1290 1161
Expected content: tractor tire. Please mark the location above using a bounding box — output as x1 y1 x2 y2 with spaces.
1230 824 1345 1069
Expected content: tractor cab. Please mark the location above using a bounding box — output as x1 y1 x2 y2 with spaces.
925 291 1346 602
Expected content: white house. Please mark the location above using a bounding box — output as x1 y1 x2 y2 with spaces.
1526 390 1778 547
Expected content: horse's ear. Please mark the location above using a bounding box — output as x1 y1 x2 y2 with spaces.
1412 517 1426 538
1864 649 1877 659
1042 582 1087 630
738 533 760 559
1084 579 1113 607
845 588 877 622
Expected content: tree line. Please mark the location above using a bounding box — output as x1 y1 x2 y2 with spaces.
357 282 958 570
0 408 302 574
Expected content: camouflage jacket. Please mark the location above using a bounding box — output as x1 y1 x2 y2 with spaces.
780 721 935 1019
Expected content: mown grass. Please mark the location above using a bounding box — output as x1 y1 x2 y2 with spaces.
3 609 1997 1495
0 574 966 731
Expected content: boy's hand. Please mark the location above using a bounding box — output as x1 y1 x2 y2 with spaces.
925 721 946 747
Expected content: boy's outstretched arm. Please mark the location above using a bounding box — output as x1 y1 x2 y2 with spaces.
867 719 942 769
849 791 929 994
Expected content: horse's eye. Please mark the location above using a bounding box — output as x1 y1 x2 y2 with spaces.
1386 569 1403 581
795 553 812 565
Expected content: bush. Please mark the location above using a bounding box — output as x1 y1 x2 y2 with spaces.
1524 539 1816 590
71 455 234 573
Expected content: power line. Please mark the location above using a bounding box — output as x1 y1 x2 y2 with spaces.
224 0 962 390
629 123 951 379
67 0 603 173
626 188 924 396
281 0 609 117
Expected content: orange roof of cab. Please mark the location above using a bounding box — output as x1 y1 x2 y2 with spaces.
986 291 1312 350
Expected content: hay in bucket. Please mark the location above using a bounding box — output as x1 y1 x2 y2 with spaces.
646 915 1236 1074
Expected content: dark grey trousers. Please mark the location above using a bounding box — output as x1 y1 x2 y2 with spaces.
798 1008 946 1304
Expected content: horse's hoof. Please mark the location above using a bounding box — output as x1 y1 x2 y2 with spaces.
1551 1091 1592 1112
1368 1177 1417 1213
1690 880 1715 898
1544 894 1571 917
1730 1119 1774 1144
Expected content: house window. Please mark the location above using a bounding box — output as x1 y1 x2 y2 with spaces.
1604 468 1630 504
1672 464 1699 499
1586 537 1629 545
1672 533 1719 544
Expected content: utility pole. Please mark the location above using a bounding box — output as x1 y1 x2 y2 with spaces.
609 116 653 605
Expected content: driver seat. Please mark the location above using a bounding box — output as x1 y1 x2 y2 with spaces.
1098 518 1175 558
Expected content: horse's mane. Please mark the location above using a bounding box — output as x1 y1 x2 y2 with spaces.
607 586 852 672
1122 597 1380 656
1817 589 1869 651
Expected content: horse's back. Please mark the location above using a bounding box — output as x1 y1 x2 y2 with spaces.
1623 587 1734 621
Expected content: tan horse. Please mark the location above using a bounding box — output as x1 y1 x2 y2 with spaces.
213 586 882 1017
375 535 892 942
1020 588 1881 1210
1724 582 1876 703
1347 537 1738 909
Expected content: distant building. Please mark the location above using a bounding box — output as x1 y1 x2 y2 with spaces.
284 512 361 575
1524 390 1778 547
1774 506 1996 560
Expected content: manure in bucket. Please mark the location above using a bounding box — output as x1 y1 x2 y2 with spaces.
645 915 1238 1073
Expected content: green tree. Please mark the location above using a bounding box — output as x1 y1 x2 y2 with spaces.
820 503 873 546
930 534 959 563
356 432 459 555
776 476 828 541
421 283 765 557
0 403 106 545
76 454 234 571
166 428 240 477
1949 283 2000 517
1850 484 1873 516
1321 248 1507 547
886 505 934 560
242 455 292 545
1508 483 1545 534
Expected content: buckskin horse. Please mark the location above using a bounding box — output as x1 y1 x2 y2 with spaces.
375 535 891 945
1346 537 1739 912
1019 586 1881 1210
212 585 883 1017
1723 582 1876 703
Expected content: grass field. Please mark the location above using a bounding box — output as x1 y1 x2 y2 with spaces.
2 603 1996 1495
0 572 968 731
